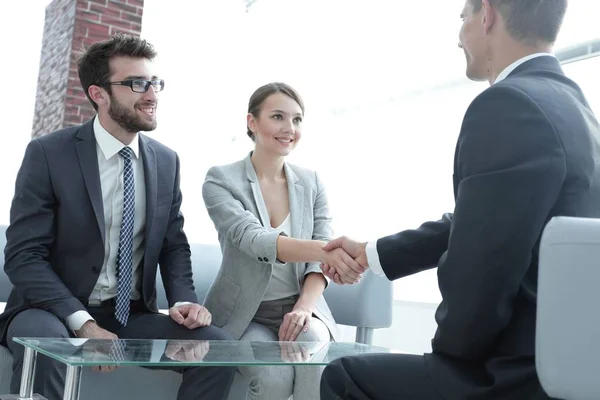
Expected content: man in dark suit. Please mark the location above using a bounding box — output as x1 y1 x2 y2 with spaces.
320 0 600 399
0 34 234 399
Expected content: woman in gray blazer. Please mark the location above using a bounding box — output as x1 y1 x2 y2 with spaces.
202 82 361 399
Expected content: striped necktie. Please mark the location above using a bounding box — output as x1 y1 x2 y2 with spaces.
115 146 135 326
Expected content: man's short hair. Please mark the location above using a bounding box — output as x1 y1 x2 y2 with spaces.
470 0 567 46
77 33 157 110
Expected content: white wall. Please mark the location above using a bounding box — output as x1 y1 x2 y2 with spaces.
0 1 49 225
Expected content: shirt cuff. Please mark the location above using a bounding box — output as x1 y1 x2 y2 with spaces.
366 240 385 276
66 311 95 332
174 301 193 308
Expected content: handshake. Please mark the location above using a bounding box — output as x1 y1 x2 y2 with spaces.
319 237 369 285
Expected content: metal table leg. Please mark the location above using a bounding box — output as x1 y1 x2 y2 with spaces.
0 347 46 399
19 347 37 399
62 366 82 400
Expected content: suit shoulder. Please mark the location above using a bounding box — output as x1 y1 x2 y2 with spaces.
493 76 548 102
473 82 527 101
490 70 580 109
208 159 245 174
35 124 81 146
465 83 546 121
458 82 565 169
205 159 246 182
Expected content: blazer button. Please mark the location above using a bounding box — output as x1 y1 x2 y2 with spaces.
258 257 263 262
91 266 100 274
263 257 269 262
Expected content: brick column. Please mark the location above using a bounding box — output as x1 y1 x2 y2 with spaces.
32 0 145 139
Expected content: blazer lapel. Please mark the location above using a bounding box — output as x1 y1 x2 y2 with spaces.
284 163 303 239
140 135 157 243
244 154 271 227
75 119 105 243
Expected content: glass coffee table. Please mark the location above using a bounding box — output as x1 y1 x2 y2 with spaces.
5 337 391 400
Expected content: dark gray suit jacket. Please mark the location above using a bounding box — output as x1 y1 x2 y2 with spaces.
377 56 600 399
0 119 197 342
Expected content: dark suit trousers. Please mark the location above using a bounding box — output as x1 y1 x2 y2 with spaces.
320 353 559 400
6 302 234 400
320 353 442 400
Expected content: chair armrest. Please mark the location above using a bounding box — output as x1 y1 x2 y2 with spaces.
323 270 393 329
537 216 600 400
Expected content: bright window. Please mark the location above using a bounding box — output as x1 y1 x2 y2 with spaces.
139 0 599 304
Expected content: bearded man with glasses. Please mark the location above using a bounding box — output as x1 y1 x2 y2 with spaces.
0 33 234 400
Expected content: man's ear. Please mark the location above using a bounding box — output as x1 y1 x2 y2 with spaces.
481 0 497 34
88 85 109 107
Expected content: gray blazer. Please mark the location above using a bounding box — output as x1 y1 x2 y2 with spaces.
202 153 340 341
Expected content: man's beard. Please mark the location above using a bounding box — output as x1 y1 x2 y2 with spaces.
108 96 157 133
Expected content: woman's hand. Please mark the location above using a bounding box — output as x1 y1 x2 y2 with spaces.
321 248 363 284
165 340 210 362
279 306 312 341
279 342 310 363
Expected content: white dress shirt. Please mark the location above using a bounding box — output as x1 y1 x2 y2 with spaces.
366 52 556 276
66 117 147 331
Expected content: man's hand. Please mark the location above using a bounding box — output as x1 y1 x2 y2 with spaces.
165 340 210 362
75 320 118 340
321 237 368 284
170 303 212 329
279 306 312 342
321 247 364 284
75 321 119 373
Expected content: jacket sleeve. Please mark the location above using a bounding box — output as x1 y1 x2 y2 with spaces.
202 166 285 265
4 140 87 321
376 214 453 280
158 153 198 306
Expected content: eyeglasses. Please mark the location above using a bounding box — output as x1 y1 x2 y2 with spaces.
106 79 165 93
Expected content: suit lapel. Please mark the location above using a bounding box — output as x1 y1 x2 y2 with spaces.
284 164 304 283
75 119 105 243
284 163 303 239
244 154 304 237
244 154 271 227
140 135 157 245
